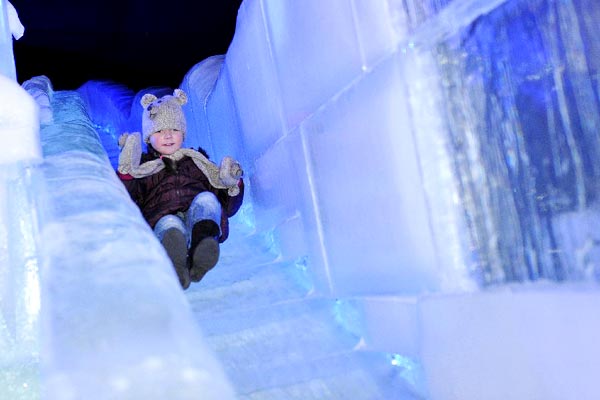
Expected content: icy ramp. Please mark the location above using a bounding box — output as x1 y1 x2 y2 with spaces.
27 77 235 399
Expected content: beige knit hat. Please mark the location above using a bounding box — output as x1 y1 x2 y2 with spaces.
141 89 188 142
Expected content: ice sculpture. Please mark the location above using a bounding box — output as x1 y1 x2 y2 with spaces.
224 0 600 294
0 65 235 397
0 0 13 78
180 55 226 156
218 0 600 398
0 72 42 400
0 0 23 79
24 76 235 399
0 22 236 386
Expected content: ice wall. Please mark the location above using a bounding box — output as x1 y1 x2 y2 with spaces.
0 0 15 79
224 0 600 297
0 49 236 397
210 0 600 398
0 6 41 397
0 73 42 400
27 76 235 399
221 0 600 299
224 0 468 297
181 55 249 176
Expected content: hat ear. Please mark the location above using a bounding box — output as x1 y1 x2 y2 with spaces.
173 89 188 105
141 94 157 108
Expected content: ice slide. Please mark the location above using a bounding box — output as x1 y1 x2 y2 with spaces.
4 0 600 399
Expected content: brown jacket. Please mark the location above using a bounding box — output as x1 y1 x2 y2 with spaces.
118 155 244 242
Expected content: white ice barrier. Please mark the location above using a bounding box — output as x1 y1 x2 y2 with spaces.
419 286 600 400
24 77 234 399
0 73 42 399
227 0 600 288
0 0 16 79
180 55 225 155
222 0 600 398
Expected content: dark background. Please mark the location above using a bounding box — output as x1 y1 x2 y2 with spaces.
9 0 243 91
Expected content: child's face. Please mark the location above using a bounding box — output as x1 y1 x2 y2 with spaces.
149 129 184 155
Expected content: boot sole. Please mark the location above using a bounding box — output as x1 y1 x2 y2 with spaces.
162 228 191 289
190 238 220 282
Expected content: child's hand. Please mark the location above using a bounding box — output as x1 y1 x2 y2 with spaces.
219 156 243 186
229 161 243 180
118 133 130 149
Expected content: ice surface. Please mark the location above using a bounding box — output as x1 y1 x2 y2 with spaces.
222 0 600 398
350 0 404 68
299 52 441 296
0 73 43 399
15 78 235 399
0 163 42 399
419 286 600 400
204 63 247 166
6 1 23 40
180 55 225 156
226 0 600 293
0 0 15 79
226 0 286 161
0 75 41 164
262 1 364 131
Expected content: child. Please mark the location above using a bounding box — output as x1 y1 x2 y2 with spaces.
117 89 244 289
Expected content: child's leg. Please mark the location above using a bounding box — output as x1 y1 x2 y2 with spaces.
154 214 190 289
185 192 222 282
155 213 187 242
185 192 222 234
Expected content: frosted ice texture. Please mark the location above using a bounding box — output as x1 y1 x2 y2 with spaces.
180 56 246 167
226 0 600 297
180 55 225 156
0 75 41 164
227 0 286 161
262 1 364 132
430 0 600 284
6 1 23 40
226 0 466 295
204 63 247 166
0 73 43 399
419 287 600 400
0 0 15 79
220 0 600 397
0 163 43 399
20 78 235 399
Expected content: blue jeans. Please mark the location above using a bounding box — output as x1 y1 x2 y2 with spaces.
154 192 222 245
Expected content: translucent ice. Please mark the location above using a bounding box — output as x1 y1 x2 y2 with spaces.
0 74 42 400
0 0 16 79
24 77 234 399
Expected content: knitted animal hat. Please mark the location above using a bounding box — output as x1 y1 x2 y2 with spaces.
141 89 188 142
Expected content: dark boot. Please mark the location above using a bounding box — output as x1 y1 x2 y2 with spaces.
161 228 191 289
189 220 220 282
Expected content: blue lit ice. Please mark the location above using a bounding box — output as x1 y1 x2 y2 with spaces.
2 0 600 399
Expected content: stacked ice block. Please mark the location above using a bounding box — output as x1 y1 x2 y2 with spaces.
213 0 600 398
0 72 42 400
1 36 235 399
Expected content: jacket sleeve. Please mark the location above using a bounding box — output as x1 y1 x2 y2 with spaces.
218 178 244 218
215 178 244 243
117 171 144 207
